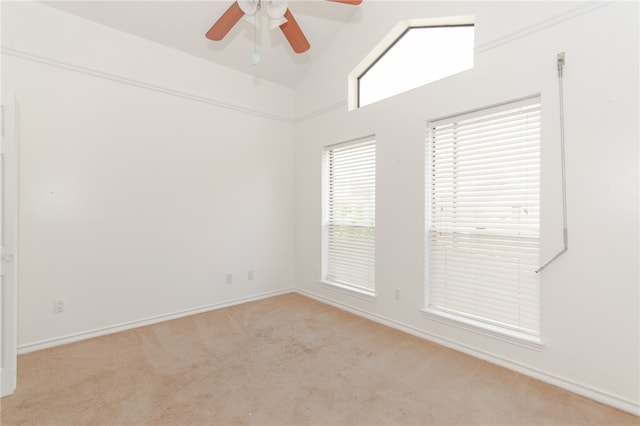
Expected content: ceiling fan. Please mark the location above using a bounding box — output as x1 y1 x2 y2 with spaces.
205 0 362 54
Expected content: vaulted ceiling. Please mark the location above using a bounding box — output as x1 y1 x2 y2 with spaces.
44 1 362 89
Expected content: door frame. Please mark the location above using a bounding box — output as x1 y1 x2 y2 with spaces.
1 93 18 398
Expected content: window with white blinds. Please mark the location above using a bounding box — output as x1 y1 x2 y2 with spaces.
426 97 541 339
323 138 376 295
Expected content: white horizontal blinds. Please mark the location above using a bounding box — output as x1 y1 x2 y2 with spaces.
326 139 376 291
428 98 541 336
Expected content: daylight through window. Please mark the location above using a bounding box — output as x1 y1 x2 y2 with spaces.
358 24 474 108
426 97 541 340
323 138 376 295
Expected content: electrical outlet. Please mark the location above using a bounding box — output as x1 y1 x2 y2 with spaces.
248 271 254 280
54 298 66 313
394 289 401 301
225 274 233 284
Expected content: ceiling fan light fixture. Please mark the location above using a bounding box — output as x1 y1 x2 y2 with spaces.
237 0 287 30
242 14 256 25
237 0 259 15
206 0 361 54
269 16 288 30
266 0 287 16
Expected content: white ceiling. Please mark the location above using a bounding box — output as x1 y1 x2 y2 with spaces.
44 1 362 88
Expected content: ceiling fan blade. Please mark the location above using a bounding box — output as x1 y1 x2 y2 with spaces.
280 9 310 53
206 1 245 41
325 0 362 5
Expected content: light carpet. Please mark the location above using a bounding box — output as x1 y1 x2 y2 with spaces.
1 293 637 425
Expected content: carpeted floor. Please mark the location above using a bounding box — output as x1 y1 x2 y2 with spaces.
1 293 637 425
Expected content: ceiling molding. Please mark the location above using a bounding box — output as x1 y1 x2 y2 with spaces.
1 47 294 124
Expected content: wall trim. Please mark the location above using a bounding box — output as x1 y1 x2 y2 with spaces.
295 287 640 417
474 1 609 54
294 1 611 124
17 288 294 355
294 100 347 124
1 47 294 125
420 308 544 352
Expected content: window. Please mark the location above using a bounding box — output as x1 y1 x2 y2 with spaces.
322 138 376 296
426 97 541 342
350 16 475 109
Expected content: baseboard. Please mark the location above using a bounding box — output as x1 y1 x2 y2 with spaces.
17 286 639 416
18 288 294 355
295 288 640 417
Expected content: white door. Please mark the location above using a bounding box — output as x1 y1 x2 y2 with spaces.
1 94 18 397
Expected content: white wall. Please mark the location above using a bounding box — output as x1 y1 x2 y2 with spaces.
2 0 638 416
1 1 295 350
294 1 639 414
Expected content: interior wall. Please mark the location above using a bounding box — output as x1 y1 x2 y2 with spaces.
294 1 639 414
1 1 295 351
2 0 638 416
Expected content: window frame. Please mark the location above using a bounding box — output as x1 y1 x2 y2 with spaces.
321 136 377 298
422 96 544 350
348 15 475 110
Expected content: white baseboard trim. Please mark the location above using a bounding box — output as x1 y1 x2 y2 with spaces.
18 288 294 355
295 288 640 417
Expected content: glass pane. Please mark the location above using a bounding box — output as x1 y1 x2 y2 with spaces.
359 25 474 107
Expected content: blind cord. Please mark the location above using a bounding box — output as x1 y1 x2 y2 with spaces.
536 52 569 273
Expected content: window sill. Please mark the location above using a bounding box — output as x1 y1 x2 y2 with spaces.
320 280 377 301
421 308 544 351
